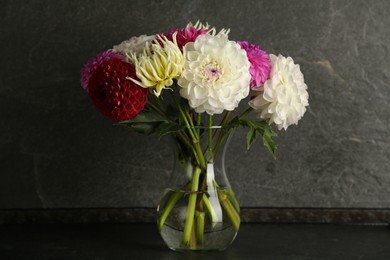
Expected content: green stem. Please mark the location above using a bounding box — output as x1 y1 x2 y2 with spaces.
169 92 206 169
176 132 203 166
224 189 240 214
195 211 205 245
191 143 202 166
211 111 231 159
176 132 192 152
220 111 232 127
185 111 206 168
207 115 213 162
194 145 206 169
181 167 202 247
147 101 165 117
196 113 201 136
218 190 240 231
202 193 218 225
177 103 197 141
212 108 253 158
184 105 197 131
239 107 253 120
212 128 229 160
158 191 183 231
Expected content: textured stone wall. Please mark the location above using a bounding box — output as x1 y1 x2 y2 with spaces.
1 0 389 209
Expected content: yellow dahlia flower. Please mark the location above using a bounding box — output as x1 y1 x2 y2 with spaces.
128 34 184 97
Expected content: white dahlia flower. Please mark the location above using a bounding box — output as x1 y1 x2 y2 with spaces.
113 34 156 57
178 33 251 115
249 54 309 130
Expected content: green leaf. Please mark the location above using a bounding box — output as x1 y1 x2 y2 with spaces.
119 107 168 124
239 119 277 159
222 116 240 135
246 126 257 150
125 122 161 135
253 121 277 159
116 106 171 135
262 131 277 159
116 106 186 137
155 122 185 138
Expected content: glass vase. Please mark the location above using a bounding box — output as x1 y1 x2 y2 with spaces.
157 127 240 251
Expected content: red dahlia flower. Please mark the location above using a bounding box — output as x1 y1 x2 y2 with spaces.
80 50 124 92
88 59 148 121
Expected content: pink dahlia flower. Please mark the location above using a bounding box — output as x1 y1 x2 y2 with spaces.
80 50 124 92
163 25 209 49
237 41 272 90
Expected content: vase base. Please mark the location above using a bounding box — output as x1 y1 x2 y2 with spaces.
160 223 237 252
168 246 230 252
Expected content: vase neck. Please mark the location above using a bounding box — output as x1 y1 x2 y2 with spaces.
170 129 234 189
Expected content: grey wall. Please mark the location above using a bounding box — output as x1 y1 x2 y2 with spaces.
1 0 389 210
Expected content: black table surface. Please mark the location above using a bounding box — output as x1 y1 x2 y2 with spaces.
0 223 389 260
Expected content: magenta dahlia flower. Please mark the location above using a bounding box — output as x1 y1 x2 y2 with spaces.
88 59 148 121
163 25 209 49
237 41 272 90
80 50 124 92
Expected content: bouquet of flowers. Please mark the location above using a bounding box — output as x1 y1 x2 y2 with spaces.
81 21 309 251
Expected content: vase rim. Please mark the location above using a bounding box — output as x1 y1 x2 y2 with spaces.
186 125 222 129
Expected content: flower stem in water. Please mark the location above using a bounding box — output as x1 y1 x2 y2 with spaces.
181 166 202 247
158 191 183 231
218 190 240 231
202 193 218 225
195 211 205 245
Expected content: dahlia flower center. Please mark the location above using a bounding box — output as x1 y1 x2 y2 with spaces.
202 62 224 83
